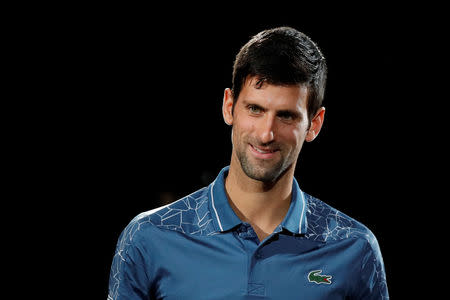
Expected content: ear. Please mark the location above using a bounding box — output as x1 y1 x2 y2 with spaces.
305 107 325 142
223 88 234 125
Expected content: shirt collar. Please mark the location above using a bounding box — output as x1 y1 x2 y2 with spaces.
209 166 308 234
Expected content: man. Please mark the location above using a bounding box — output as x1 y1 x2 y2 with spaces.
108 27 389 299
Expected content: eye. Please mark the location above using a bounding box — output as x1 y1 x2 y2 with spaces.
278 112 294 121
248 104 263 115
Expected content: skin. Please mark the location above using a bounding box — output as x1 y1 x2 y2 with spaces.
222 76 325 242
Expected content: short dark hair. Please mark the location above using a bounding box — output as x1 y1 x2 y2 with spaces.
231 27 327 123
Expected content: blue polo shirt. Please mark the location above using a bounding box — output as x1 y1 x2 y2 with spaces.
108 166 389 299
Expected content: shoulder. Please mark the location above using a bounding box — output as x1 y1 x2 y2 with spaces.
303 192 378 246
108 188 213 300
302 193 388 297
120 186 216 245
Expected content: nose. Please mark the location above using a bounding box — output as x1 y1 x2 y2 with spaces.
257 114 275 144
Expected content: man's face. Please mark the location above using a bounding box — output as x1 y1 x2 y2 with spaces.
225 78 313 183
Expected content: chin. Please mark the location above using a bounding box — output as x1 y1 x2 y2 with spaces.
242 161 286 183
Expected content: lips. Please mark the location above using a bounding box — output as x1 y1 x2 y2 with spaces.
249 144 279 159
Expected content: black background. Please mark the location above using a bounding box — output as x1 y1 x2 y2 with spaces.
20 4 443 299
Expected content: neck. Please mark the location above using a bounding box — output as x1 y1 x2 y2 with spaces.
225 153 295 239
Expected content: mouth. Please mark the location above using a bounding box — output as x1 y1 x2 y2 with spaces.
249 144 279 159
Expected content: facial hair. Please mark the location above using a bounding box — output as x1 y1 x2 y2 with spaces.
234 135 295 183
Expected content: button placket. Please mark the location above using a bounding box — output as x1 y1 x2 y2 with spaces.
236 223 269 297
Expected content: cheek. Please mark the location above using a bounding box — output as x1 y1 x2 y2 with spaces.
280 126 306 151
233 117 254 139
237 115 255 130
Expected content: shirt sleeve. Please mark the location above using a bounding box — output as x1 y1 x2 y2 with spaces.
107 224 153 300
355 235 389 300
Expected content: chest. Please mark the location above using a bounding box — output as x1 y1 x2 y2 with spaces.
150 230 363 300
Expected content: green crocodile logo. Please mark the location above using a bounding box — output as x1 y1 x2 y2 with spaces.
308 270 332 284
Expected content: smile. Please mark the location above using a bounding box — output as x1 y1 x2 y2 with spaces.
249 144 279 159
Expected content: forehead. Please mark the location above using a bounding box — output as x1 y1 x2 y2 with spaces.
238 77 309 110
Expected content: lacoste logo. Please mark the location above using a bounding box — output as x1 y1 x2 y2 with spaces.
308 270 332 284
